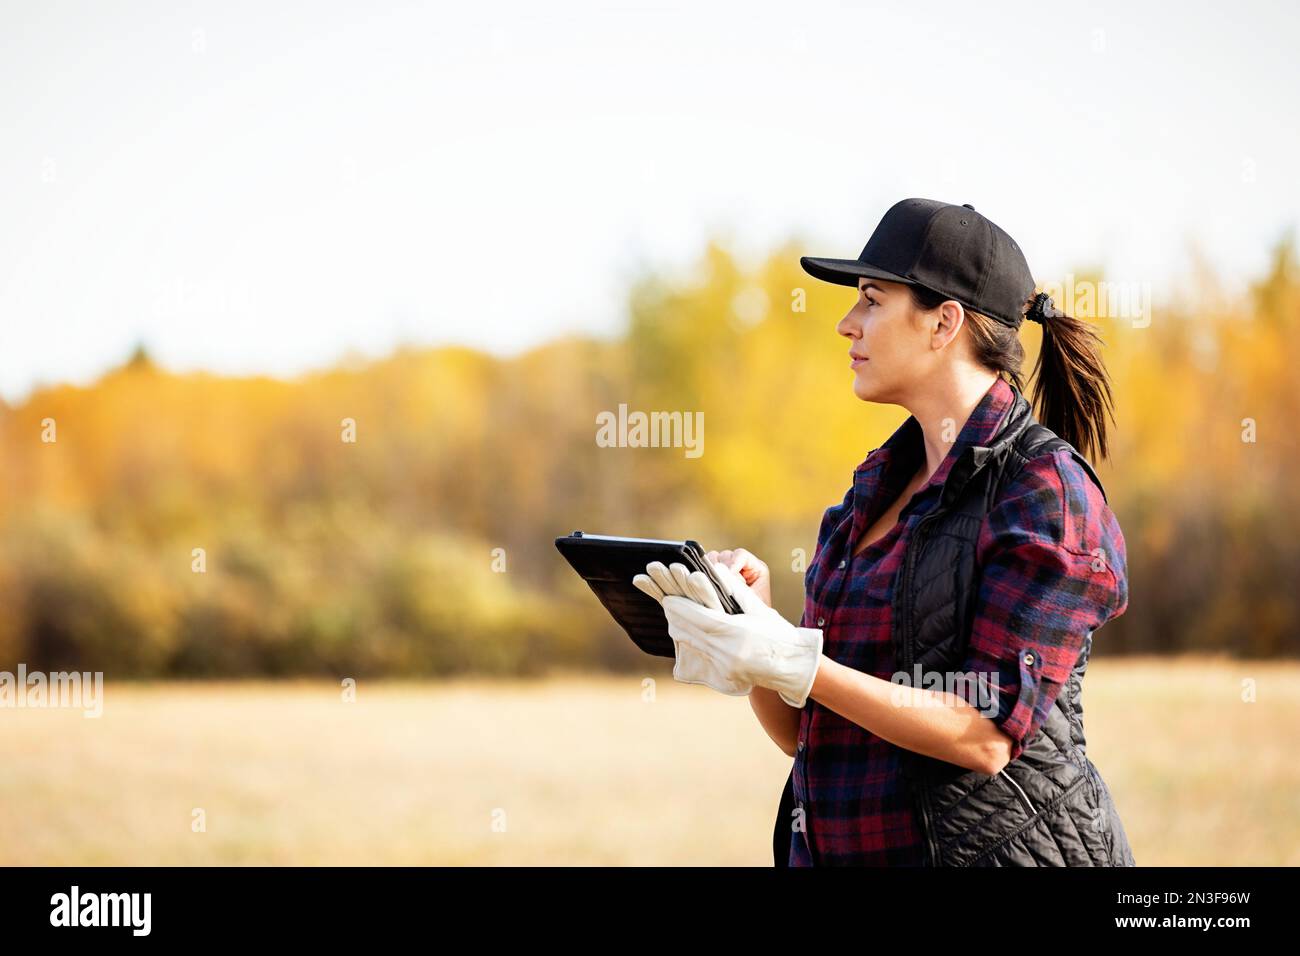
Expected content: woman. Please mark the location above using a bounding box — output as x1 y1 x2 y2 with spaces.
633 198 1136 867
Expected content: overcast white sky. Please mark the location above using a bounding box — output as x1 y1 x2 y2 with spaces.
2 0 1297 400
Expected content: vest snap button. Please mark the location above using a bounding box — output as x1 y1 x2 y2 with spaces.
838 559 846 569
1024 652 1036 666
817 617 825 628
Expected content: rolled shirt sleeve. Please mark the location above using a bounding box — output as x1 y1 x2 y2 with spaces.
960 448 1129 763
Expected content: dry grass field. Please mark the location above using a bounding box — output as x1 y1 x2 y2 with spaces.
1 656 1296 865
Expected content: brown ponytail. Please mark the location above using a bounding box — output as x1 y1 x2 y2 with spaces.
1023 296 1117 462
908 286 1118 462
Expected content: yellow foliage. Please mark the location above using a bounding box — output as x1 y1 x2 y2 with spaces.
1 234 1298 672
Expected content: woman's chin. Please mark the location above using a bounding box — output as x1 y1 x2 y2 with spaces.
851 373 878 402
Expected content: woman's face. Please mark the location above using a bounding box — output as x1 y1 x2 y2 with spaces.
837 277 939 404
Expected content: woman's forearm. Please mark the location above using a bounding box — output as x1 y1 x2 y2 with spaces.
748 686 800 757
809 656 1013 775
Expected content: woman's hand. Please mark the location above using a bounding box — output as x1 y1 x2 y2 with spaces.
704 548 772 607
631 562 754 696
660 563 823 708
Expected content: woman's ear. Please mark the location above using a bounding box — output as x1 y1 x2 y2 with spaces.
931 300 966 350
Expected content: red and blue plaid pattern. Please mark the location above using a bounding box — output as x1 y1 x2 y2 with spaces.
789 376 1128 865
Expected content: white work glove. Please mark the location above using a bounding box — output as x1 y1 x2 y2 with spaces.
661 562 824 708
632 561 754 695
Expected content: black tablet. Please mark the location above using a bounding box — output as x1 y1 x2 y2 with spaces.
554 531 742 659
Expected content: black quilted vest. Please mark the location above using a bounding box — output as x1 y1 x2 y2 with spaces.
775 383 1136 866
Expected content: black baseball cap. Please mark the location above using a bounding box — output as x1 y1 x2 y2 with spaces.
800 198 1037 329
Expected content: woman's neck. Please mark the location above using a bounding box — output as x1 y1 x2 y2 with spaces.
902 368 999 484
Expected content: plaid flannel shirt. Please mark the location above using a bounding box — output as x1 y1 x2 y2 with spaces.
789 376 1129 866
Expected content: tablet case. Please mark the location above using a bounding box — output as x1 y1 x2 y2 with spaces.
554 531 741 659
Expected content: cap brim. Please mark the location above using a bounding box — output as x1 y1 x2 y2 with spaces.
799 256 916 289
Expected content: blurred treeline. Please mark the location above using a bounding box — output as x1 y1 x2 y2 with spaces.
2 236 1298 677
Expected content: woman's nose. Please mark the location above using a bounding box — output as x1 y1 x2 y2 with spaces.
836 308 860 339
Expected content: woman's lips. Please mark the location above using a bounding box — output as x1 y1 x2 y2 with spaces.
850 354 869 368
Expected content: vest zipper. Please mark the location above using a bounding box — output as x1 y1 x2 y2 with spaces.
999 768 1038 817
901 510 945 867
